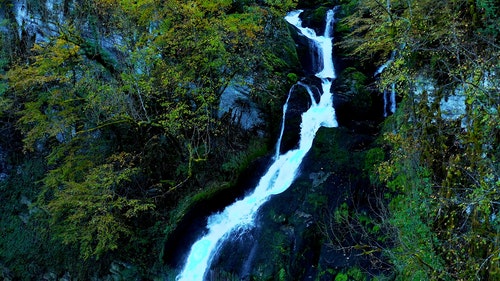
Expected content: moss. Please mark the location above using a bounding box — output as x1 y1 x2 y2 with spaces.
336 67 374 114
311 6 329 25
306 192 328 211
287 72 299 83
335 20 351 34
221 138 268 175
340 67 368 95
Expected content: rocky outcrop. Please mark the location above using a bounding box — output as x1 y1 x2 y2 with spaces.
3 0 124 75
277 79 322 154
219 77 264 132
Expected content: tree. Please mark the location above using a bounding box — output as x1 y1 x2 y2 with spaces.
340 0 500 279
2 0 299 270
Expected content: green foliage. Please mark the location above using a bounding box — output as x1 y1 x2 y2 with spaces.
0 157 76 279
338 67 372 112
340 0 500 279
0 82 10 117
335 272 348 281
46 162 155 260
221 139 268 175
0 0 312 277
340 67 367 94
308 6 329 26
333 267 366 281
306 192 328 211
287 72 299 83
312 129 350 170
333 202 349 224
4 33 157 264
476 0 500 37
364 147 385 184
263 0 297 14
278 267 286 281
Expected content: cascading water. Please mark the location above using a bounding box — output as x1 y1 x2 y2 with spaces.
389 83 396 114
274 86 293 159
176 8 338 281
374 51 396 117
381 85 396 117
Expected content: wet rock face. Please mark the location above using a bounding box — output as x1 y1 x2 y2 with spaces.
288 24 330 77
299 6 332 36
288 25 317 76
208 229 259 280
11 0 65 43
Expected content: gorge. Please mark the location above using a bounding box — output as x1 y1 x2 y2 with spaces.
0 1 498 280
177 8 338 280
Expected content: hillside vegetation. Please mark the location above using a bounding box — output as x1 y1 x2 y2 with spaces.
0 0 298 278
0 0 498 280
336 0 499 279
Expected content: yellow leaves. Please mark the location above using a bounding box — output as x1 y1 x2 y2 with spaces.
124 200 155 218
46 159 155 260
225 12 263 39
199 0 232 14
7 38 81 98
263 0 297 13
95 0 120 9
33 39 81 69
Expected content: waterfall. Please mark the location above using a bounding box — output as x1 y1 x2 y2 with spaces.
375 51 396 116
274 86 294 160
176 8 338 281
382 83 396 117
382 88 388 117
390 82 396 114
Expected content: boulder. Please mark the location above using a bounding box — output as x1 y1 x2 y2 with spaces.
219 77 264 132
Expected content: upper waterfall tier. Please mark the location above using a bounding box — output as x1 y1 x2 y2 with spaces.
285 9 336 79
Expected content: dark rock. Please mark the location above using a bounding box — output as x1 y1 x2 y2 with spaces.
287 23 317 76
218 76 264 132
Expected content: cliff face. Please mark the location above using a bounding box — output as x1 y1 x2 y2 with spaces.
11 0 63 43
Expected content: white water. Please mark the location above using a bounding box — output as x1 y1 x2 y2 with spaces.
390 83 396 114
285 10 336 79
176 8 338 281
375 51 396 116
274 86 294 159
